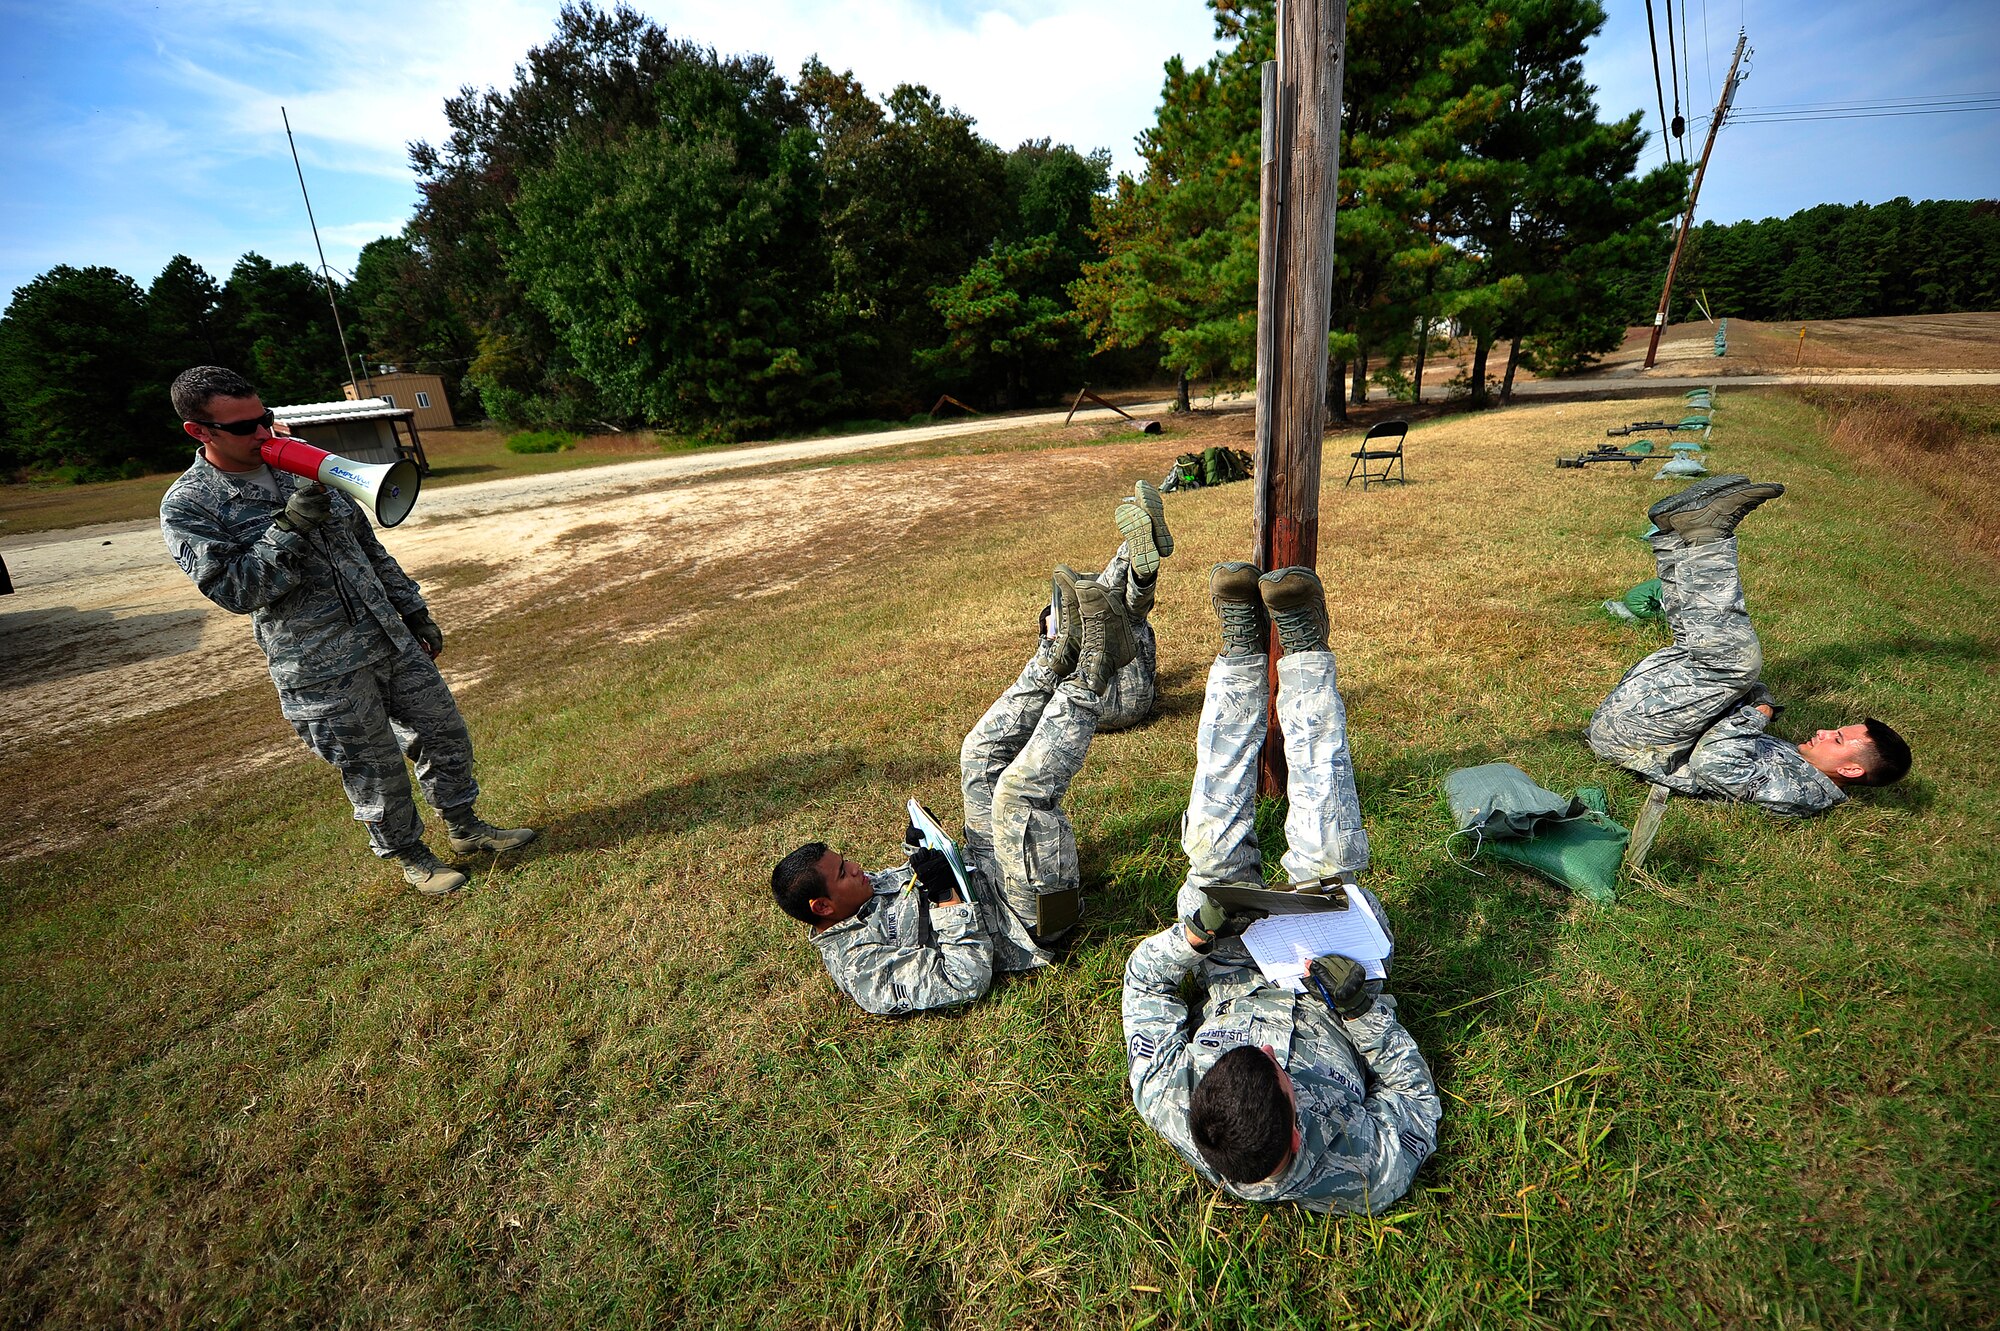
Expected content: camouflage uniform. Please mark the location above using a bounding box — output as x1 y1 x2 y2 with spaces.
1092 544 1159 733
160 452 480 856
1587 533 1843 818
811 866 995 1017
1125 651 1441 1212
814 646 1103 1014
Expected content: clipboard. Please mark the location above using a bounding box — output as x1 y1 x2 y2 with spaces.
906 799 973 903
1204 881 1348 916
1239 886 1393 986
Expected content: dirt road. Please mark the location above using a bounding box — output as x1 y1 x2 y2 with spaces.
1 394 1192 752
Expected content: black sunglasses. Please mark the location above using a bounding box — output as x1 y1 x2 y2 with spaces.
195 408 276 436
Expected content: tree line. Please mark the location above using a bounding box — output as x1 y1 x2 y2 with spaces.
5 0 1991 482
1671 198 2000 323
0 255 354 480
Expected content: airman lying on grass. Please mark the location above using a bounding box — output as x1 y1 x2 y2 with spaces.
770 487 1172 1015
1123 563 1441 1213
1588 475 1911 817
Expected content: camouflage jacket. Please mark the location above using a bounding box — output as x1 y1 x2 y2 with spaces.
1677 703 1845 819
1123 926 1440 1214
160 451 428 689
812 868 995 1016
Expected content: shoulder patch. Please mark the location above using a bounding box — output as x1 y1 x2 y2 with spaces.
175 541 196 575
1128 1033 1157 1062
1399 1128 1432 1158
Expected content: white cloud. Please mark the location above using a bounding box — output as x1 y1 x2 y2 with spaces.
641 0 1220 171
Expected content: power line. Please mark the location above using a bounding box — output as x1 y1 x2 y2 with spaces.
1681 0 1697 158
1690 96 2000 129
1643 0 1678 163
1729 91 2000 111
1665 0 1685 148
1723 104 2000 125
1701 0 1715 110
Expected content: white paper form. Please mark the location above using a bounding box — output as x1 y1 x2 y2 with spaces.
1240 886 1392 989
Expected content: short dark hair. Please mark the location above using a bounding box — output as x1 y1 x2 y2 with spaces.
171 366 258 422
1856 718 1912 787
772 841 832 924
1188 1046 1294 1184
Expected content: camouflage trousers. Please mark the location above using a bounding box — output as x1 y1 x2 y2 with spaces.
1587 535 1762 781
959 651 1103 971
1092 544 1159 733
1176 652 1370 922
276 639 479 858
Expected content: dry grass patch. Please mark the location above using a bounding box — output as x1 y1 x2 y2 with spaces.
1799 384 2000 558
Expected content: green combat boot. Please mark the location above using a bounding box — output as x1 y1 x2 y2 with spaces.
1647 474 1785 544
1209 562 1267 657
1073 581 1139 695
446 816 539 855
395 844 469 896
1259 566 1330 656
1039 565 1085 679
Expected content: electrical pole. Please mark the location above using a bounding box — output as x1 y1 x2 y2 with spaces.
282 107 362 400
1644 32 1748 369
1252 0 1348 793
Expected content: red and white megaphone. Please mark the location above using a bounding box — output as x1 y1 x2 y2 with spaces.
261 435 422 528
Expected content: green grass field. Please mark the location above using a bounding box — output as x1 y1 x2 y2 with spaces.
2 389 1995 1328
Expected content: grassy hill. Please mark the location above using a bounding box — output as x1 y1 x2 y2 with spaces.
2 388 1994 1328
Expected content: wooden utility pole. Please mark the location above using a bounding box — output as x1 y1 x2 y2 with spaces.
1644 32 1748 369
1252 0 1348 793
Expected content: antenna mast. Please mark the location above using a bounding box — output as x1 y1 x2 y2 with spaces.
281 106 362 399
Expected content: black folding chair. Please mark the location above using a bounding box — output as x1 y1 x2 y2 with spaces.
1345 419 1409 489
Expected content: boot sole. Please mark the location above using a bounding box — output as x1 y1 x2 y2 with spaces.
1115 503 1160 578
1646 474 1751 525
1135 480 1174 555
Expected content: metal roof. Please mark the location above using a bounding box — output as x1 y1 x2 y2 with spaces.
272 397 413 425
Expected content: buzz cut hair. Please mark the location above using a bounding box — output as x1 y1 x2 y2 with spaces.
1857 718 1912 787
171 366 258 422
1188 1045 1294 1184
771 841 832 924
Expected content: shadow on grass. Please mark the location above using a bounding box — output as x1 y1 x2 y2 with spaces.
520 746 934 856
1765 633 1994 699
423 463 501 480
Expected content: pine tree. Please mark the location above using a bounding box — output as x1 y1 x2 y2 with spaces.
0 266 160 475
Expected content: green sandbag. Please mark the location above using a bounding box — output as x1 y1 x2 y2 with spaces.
1446 763 1572 839
1602 577 1664 622
1624 577 1663 618
1481 801 1625 906
1445 767 1627 905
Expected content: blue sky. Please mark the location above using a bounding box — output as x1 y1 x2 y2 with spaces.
2 0 1996 306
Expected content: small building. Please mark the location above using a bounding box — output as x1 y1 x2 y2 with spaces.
344 371 456 430
272 398 430 474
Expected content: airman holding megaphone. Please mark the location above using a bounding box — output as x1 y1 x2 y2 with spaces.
159 365 535 895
